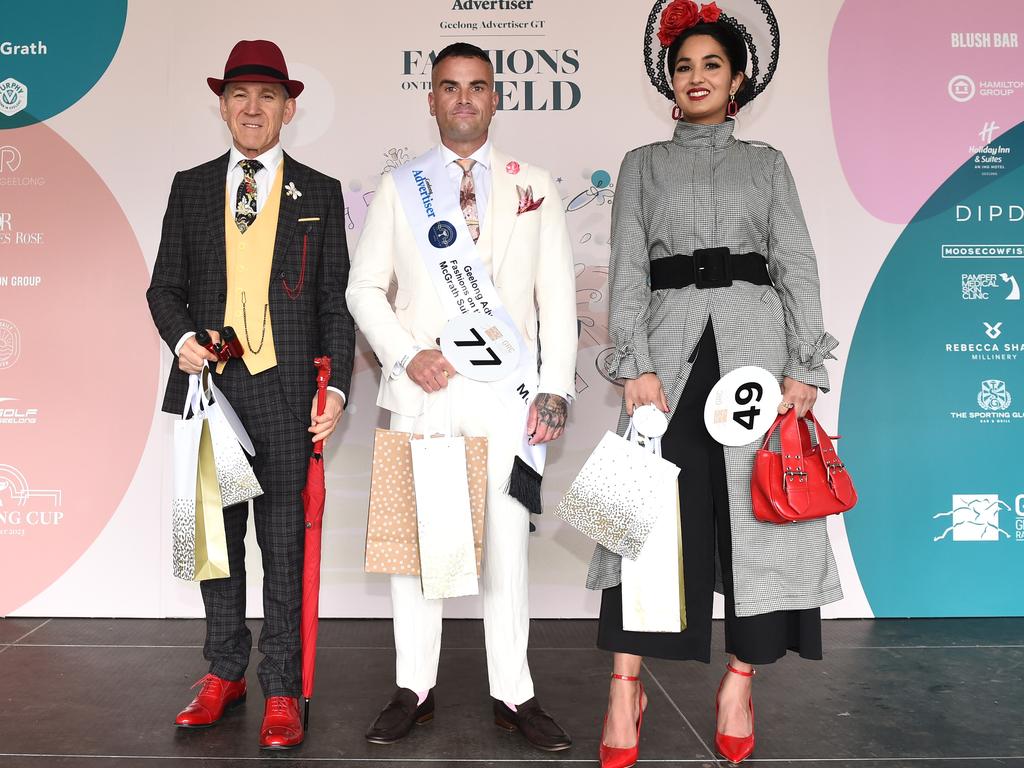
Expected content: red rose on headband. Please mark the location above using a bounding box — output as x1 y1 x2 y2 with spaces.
658 0 700 47
698 2 721 22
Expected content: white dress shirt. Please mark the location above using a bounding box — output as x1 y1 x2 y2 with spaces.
174 143 344 403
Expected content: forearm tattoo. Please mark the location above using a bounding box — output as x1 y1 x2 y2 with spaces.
535 394 568 430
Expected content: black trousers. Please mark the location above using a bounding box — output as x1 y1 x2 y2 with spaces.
598 320 822 664
200 362 309 697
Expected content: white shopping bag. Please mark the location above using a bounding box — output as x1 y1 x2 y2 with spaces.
620 428 686 633
409 394 479 600
199 367 263 508
171 374 204 581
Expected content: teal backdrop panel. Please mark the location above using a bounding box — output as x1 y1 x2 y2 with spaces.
0 0 127 128
842 120 1024 617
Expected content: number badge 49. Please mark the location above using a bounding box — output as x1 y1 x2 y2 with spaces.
703 366 783 446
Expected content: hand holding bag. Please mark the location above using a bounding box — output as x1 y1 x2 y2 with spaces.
751 409 857 524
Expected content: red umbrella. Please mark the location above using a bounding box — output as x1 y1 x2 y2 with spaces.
301 355 331 729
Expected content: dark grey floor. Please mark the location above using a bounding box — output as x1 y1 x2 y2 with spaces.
0 618 1021 767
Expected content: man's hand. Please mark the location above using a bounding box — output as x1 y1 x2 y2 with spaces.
309 390 345 446
178 330 220 374
527 393 568 445
778 376 817 418
406 350 457 393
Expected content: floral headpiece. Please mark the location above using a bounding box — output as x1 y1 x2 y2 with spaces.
657 0 722 47
642 0 780 105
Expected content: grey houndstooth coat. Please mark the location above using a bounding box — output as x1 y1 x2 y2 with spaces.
586 119 843 618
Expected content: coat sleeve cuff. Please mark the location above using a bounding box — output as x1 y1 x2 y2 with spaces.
605 341 655 381
783 331 838 392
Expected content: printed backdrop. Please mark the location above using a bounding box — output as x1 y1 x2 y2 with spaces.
1 0 1022 618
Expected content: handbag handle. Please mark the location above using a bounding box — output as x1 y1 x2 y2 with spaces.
181 364 208 420
763 409 852 513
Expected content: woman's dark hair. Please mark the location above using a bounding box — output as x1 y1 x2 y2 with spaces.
433 42 493 71
667 21 753 106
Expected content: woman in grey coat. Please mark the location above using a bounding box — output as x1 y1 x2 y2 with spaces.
594 5 841 767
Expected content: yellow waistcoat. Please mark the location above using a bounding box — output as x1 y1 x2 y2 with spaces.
220 165 283 375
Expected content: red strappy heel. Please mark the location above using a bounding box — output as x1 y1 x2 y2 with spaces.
599 673 646 768
715 663 755 764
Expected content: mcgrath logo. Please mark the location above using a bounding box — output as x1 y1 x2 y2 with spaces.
0 77 27 117
933 494 1010 541
0 145 20 173
977 379 1011 411
949 74 976 102
0 319 21 369
983 321 1003 339
428 220 457 249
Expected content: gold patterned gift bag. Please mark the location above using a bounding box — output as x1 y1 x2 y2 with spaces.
364 428 487 577
193 418 230 581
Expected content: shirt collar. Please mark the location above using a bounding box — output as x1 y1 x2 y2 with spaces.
440 139 491 170
227 143 284 176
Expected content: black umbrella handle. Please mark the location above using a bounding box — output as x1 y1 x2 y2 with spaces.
304 697 311 731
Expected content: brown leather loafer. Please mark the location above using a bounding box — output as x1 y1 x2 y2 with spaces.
174 674 247 728
365 688 435 744
493 697 572 752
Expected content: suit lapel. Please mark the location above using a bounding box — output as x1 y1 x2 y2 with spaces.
205 152 230 286
488 147 524 277
271 153 309 281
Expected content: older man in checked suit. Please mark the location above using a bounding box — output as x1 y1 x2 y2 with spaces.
147 39 354 750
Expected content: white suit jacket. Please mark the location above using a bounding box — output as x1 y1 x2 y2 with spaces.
346 145 578 417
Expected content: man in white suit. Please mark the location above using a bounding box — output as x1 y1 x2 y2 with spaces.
346 42 577 751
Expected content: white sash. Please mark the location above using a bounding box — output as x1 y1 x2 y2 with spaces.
393 147 545 479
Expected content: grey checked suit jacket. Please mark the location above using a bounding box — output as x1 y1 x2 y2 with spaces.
587 120 843 618
147 152 355 421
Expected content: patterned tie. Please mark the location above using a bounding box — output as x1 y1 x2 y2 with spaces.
234 159 264 233
456 158 480 244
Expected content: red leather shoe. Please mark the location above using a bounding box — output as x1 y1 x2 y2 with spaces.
599 673 646 768
174 673 247 728
715 663 755 764
259 696 304 750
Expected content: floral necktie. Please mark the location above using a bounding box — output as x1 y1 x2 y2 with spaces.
235 159 264 233
455 158 480 244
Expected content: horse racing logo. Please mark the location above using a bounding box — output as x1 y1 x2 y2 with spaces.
977 379 1012 411
934 494 1010 542
0 78 28 117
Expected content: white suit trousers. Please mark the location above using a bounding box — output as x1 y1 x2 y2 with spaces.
388 375 534 704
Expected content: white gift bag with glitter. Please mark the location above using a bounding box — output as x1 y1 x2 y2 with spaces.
620 456 685 633
410 393 479 600
199 366 263 508
171 374 204 580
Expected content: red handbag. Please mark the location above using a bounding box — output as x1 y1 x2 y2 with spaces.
751 410 856 524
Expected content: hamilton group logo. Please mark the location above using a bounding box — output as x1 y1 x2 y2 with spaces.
948 74 976 102
0 77 27 117
0 319 21 370
934 494 1010 541
977 379 1011 411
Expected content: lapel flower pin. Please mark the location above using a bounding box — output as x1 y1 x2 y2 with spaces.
506 160 520 175
285 181 302 200
516 184 544 215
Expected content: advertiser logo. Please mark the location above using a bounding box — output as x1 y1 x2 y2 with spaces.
970 122 1012 177
0 146 45 188
451 0 535 8
412 170 436 218
943 321 1019 361
954 204 1024 222
0 212 45 246
0 41 47 56
0 319 20 370
949 379 1024 424
962 273 1020 300
948 73 1022 100
949 74 976 102
0 77 27 117
0 396 38 425
933 494 1011 541
0 464 63 537
950 32 1020 48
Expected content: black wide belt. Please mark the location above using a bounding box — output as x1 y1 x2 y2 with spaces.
649 248 771 290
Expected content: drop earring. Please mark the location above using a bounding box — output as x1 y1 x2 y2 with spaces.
672 104 683 120
726 91 739 117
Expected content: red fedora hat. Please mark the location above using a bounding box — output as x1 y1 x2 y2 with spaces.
207 40 304 98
